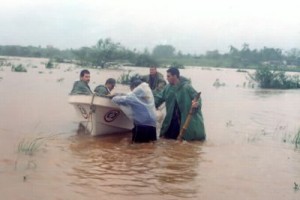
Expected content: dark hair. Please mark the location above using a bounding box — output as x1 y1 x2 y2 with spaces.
80 69 90 78
130 79 142 90
105 78 116 85
167 67 180 78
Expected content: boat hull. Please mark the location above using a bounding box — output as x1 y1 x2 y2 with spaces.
69 95 133 136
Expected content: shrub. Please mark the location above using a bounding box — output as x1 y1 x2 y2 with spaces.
117 70 141 85
46 60 54 69
251 66 300 89
11 64 27 72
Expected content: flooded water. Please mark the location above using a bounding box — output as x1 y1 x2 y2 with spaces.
1 57 300 200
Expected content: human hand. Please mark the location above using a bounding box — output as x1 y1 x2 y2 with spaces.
177 135 183 142
191 100 199 108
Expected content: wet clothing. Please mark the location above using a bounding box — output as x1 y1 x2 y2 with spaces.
94 85 110 96
112 82 157 143
70 80 93 95
132 125 157 143
164 101 181 139
141 72 166 95
155 76 206 141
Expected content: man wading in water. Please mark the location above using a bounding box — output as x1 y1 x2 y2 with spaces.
154 67 206 141
141 66 166 95
112 79 157 143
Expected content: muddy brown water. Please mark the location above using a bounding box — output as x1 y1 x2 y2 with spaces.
0 57 300 200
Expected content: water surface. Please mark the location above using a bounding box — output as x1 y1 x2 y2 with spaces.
0 57 300 200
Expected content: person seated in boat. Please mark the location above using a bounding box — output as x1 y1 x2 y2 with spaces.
94 78 116 97
141 66 166 95
70 69 93 95
112 79 157 143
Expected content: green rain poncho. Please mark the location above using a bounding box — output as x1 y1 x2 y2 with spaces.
70 80 93 95
155 76 206 141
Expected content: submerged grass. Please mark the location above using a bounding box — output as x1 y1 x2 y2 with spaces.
282 128 300 149
17 132 62 155
292 129 300 148
57 77 64 82
11 64 27 72
17 137 44 155
294 182 299 191
15 133 63 172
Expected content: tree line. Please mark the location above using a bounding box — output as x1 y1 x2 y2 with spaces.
0 39 300 71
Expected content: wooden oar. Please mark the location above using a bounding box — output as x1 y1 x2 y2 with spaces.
177 92 201 141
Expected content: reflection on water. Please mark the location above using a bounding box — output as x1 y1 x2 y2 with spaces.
68 133 204 199
253 88 286 98
0 57 300 200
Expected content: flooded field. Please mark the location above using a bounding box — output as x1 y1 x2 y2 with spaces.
0 56 300 200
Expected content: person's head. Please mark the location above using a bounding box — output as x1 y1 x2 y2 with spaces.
130 79 142 91
149 66 157 76
105 78 116 91
80 69 90 83
166 67 180 85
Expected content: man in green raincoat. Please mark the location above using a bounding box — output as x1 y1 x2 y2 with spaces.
155 67 206 141
70 69 93 95
94 78 116 97
141 66 166 95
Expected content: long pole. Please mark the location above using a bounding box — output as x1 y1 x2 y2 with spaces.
177 92 201 141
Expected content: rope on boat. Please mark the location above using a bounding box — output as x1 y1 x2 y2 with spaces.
84 94 96 134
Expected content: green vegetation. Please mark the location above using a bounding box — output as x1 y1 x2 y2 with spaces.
0 45 73 60
18 137 44 155
17 133 60 156
135 53 158 67
45 60 54 69
11 64 27 72
2 39 299 90
293 129 300 148
0 59 6 66
170 61 184 69
117 70 141 85
152 44 175 58
282 129 300 149
249 66 300 89
294 182 299 191
1 40 300 71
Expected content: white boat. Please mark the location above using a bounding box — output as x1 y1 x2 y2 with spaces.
69 95 165 136
69 95 133 136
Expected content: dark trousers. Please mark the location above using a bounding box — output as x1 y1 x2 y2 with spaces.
132 125 157 143
164 102 181 139
164 114 180 139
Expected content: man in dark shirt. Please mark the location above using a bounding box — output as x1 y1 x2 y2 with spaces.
94 78 116 97
70 69 93 95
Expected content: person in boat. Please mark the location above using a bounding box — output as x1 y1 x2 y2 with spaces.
140 66 166 95
112 79 157 143
70 69 93 95
94 78 116 97
154 67 206 141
